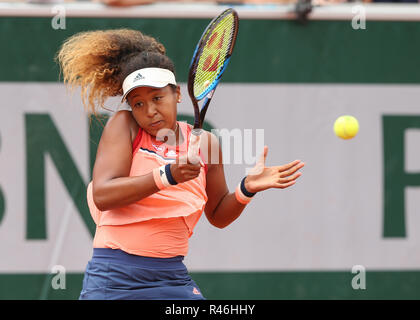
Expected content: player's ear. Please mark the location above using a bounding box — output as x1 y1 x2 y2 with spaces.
175 85 181 103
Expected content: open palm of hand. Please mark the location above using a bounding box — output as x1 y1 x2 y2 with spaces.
245 146 305 194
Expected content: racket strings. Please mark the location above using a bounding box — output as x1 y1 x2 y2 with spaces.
193 13 236 99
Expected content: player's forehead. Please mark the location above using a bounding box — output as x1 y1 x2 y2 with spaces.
128 86 169 100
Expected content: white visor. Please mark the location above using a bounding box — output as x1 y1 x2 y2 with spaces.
121 67 177 102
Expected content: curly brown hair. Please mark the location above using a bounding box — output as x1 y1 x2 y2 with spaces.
55 28 176 114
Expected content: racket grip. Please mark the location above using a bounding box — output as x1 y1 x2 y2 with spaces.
188 129 203 165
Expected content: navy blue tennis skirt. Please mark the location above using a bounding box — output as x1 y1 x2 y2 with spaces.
79 248 205 300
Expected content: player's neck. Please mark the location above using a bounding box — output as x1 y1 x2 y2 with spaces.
154 122 183 146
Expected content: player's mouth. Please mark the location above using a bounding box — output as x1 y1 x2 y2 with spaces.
150 120 164 128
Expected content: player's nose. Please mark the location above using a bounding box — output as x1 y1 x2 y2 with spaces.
145 103 158 117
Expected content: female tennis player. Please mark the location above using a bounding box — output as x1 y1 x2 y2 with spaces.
56 29 304 300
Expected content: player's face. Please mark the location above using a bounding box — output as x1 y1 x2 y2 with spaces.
127 85 181 137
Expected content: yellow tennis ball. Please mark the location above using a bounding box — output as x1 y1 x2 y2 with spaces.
334 115 359 140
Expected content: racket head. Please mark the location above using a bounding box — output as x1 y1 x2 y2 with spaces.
188 9 239 115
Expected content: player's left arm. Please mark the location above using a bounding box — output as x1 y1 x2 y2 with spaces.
203 132 305 229
202 131 243 229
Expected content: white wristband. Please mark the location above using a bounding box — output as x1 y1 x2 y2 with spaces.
235 176 256 204
152 164 177 190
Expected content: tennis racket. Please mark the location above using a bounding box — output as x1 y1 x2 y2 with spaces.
187 8 239 164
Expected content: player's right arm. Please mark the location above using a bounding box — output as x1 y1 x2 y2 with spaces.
92 111 200 211
91 110 159 211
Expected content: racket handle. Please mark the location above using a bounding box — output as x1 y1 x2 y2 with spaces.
188 128 203 165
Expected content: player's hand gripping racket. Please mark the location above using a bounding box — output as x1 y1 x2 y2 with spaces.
187 8 239 164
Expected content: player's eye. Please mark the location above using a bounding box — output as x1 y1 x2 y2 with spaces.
153 96 163 102
134 101 143 108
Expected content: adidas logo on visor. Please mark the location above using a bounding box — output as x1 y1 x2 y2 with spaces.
133 73 145 82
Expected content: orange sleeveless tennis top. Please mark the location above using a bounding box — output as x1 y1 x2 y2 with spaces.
87 121 208 258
